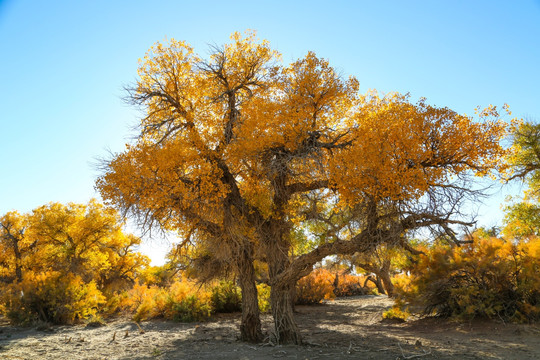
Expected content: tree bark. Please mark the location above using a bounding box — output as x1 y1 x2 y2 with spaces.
264 219 303 345
363 275 385 294
270 283 302 345
375 275 385 295
13 243 23 282
379 271 395 297
379 261 395 297
237 253 263 342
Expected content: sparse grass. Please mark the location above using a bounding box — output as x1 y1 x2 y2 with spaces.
151 347 163 357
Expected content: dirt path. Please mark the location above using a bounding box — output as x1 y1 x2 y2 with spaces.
1 295 539 359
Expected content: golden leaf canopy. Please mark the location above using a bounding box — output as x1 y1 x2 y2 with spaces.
97 31 507 233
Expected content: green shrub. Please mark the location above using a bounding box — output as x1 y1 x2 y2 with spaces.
170 295 212 322
210 280 242 313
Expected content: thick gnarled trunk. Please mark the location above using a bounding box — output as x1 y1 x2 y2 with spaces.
270 283 301 345
237 257 263 342
266 224 303 345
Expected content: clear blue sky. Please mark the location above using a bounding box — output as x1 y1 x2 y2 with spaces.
1 0 539 263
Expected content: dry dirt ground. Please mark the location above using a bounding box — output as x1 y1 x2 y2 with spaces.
1 295 539 359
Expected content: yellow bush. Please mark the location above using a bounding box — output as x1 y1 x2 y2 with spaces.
118 279 213 322
1 272 105 324
395 236 540 322
382 306 410 322
165 281 212 321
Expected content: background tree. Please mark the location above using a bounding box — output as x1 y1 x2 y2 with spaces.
504 120 540 240
97 32 507 344
502 201 540 239
0 212 36 283
29 201 148 290
0 201 148 324
507 120 540 187
348 243 409 297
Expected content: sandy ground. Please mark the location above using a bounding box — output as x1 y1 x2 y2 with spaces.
1 295 539 359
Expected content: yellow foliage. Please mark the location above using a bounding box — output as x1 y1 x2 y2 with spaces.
96 31 507 271
1 272 105 324
257 283 271 313
333 271 370 297
0 201 149 324
382 306 410 322
296 269 371 304
94 31 509 338
117 279 213 322
394 234 540 322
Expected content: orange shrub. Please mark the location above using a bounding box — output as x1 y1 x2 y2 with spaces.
333 271 369 297
295 268 336 305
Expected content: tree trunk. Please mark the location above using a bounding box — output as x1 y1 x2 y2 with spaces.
222 202 262 343
237 256 263 342
6 231 24 282
375 275 385 295
270 283 302 344
264 220 302 345
363 274 385 294
380 272 394 297
379 263 395 297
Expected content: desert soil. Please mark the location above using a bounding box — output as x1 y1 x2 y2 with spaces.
1 295 539 359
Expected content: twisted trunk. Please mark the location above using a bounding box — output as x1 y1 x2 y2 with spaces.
379 261 395 297
270 282 301 344
265 219 303 345
364 274 385 294
237 248 263 342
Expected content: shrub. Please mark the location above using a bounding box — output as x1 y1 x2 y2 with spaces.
163 281 212 321
382 306 410 322
118 282 159 321
210 280 242 313
395 236 540 322
170 294 212 322
1 272 105 324
333 271 369 297
119 279 213 322
295 268 336 305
